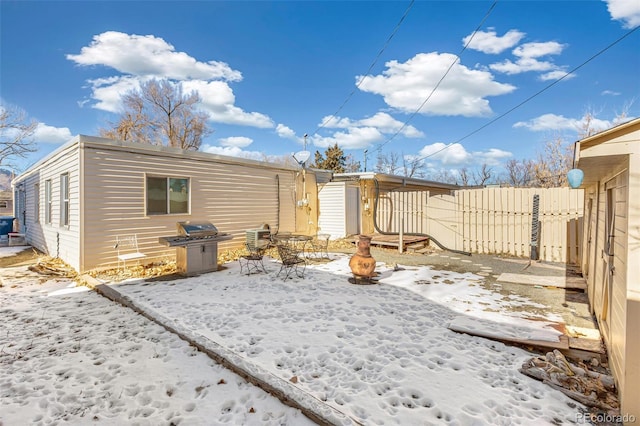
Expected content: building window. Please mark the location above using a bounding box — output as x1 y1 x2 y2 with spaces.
34 183 40 223
0 200 7 209
45 179 52 224
146 176 189 215
60 173 70 226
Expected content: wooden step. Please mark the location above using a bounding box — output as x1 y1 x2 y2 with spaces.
406 242 427 252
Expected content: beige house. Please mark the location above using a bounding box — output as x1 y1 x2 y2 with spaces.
574 117 640 421
12 135 318 272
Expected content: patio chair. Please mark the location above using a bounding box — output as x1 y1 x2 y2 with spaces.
275 242 306 280
240 242 268 275
308 233 330 259
115 234 146 270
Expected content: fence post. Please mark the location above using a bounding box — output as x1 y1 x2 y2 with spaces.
399 218 404 253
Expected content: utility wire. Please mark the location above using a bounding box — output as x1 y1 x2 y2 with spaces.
374 1 498 153
310 0 415 136
408 24 640 168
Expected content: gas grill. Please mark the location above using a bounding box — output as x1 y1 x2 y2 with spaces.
159 221 233 276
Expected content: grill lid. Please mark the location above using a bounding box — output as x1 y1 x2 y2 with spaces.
177 221 218 237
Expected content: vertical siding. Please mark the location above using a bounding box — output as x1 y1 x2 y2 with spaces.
317 182 347 239
586 165 629 402
625 154 640 419
14 143 82 270
610 171 628 395
78 144 298 271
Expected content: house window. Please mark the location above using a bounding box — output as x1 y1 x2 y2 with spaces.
60 173 70 226
45 179 52 224
146 176 189 215
0 200 7 209
34 183 40 223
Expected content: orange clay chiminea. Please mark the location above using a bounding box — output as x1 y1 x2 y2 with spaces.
349 235 376 279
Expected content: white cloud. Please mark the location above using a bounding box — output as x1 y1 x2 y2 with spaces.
539 69 575 82
310 127 385 150
475 148 512 166
490 41 568 76
604 0 640 28
200 144 266 161
489 58 556 75
463 29 525 54
34 124 73 144
275 124 298 140
358 53 515 117
418 143 471 165
514 114 579 131
513 113 612 133
309 112 425 150
184 80 274 128
67 31 242 82
218 136 253 148
513 41 565 58
490 40 571 80
320 112 424 138
87 76 141 113
416 142 512 167
601 90 621 96
68 31 275 129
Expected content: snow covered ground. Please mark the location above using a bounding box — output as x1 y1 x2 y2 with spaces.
0 246 586 425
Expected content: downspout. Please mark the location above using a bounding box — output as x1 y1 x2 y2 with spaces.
371 177 471 256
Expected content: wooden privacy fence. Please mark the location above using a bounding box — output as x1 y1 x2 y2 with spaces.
375 187 584 263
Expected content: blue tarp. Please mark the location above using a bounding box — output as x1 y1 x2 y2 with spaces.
0 216 15 236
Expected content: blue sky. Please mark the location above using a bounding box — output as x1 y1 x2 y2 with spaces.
1 0 639 178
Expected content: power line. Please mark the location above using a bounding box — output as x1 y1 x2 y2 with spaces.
374 1 498 153
310 0 415 136
409 24 640 168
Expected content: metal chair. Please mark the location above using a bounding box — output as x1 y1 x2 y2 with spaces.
275 242 306 280
240 243 267 275
308 233 330 259
115 235 146 270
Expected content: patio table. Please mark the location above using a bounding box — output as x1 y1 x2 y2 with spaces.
273 234 313 256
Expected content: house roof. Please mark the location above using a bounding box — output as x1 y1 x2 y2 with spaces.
332 172 460 192
14 135 301 183
574 117 640 187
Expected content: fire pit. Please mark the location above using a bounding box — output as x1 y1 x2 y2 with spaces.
349 235 377 284
159 221 233 276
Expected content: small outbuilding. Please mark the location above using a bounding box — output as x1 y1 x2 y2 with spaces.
573 117 640 421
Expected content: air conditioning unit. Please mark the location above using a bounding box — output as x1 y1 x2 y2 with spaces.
246 229 271 251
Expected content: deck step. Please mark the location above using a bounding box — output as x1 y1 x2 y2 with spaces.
406 241 428 252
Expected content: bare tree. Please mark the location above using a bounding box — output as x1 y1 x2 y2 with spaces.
100 79 212 150
100 94 154 144
429 168 458 185
473 164 494 186
375 152 401 175
344 154 361 172
401 154 424 178
532 135 572 188
503 159 535 187
0 105 38 169
457 167 471 186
